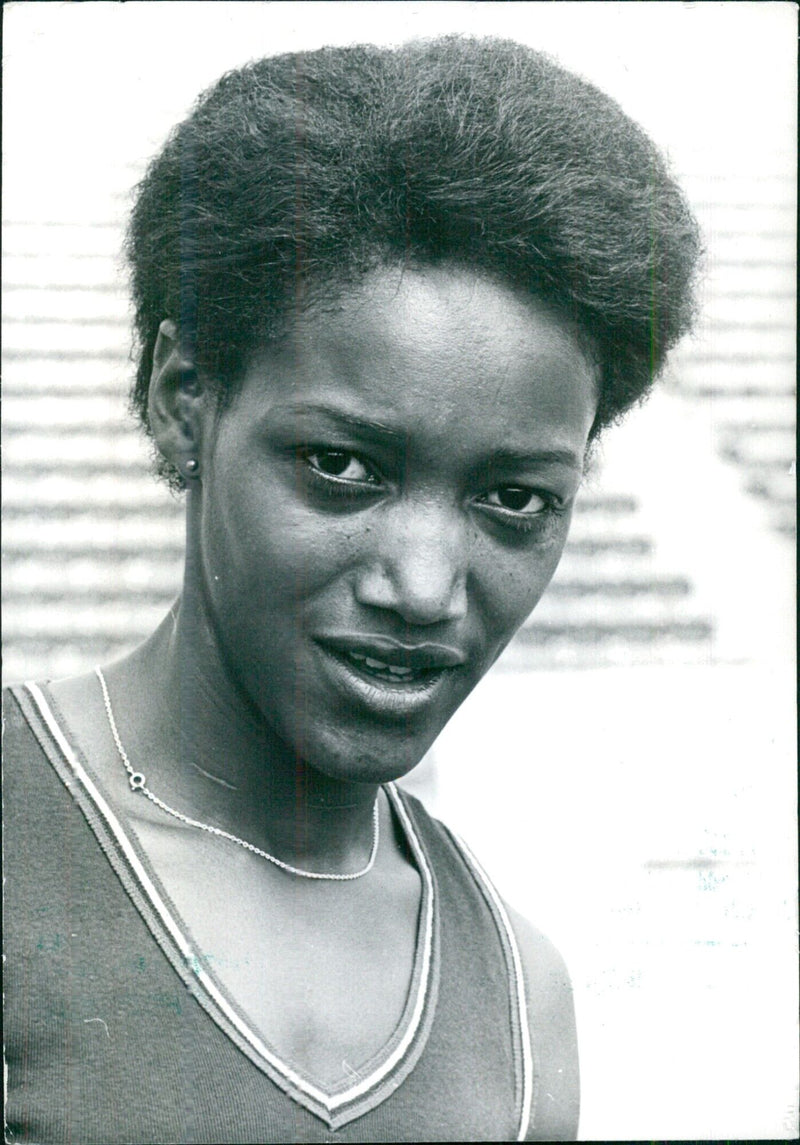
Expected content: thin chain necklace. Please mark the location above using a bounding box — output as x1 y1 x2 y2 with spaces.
95 667 379 881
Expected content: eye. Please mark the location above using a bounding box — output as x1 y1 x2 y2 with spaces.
304 449 379 484
474 483 566 536
483 485 548 514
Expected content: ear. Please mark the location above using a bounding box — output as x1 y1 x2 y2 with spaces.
148 320 208 479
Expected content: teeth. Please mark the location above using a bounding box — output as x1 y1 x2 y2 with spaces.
347 651 416 679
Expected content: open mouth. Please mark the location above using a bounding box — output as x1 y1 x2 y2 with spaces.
339 649 443 687
315 634 466 693
313 634 468 717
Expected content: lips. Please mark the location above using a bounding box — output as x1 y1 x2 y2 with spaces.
313 633 468 715
317 634 466 678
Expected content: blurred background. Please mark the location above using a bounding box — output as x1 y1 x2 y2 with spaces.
3 2 796 1138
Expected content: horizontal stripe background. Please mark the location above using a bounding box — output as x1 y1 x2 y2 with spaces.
3 145 794 684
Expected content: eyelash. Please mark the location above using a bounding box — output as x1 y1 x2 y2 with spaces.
297 448 382 500
475 494 565 535
296 447 565 532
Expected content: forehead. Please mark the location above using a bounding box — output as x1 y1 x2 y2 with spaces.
243 265 598 454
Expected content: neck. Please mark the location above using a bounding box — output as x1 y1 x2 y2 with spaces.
112 597 380 874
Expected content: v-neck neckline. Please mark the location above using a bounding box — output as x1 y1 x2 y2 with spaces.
22 680 441 1131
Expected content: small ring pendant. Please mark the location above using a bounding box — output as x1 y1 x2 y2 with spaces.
129 772 146 791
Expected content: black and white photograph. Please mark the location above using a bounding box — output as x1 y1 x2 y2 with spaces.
3 2 796 1141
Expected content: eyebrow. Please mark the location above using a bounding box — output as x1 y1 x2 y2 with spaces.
268 402 405 442
488 448 583 473
269 403 583 471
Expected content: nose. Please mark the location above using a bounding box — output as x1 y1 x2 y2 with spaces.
354 501 469 626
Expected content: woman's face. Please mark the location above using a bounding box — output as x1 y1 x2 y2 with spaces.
192 265 597 783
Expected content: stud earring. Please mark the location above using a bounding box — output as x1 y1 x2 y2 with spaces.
185 458 199 476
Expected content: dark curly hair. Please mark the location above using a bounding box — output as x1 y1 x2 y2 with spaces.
127 36 700 489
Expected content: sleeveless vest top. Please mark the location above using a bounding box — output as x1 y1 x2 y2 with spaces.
4 684 536 1143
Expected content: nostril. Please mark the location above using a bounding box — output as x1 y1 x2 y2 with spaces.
354 505 470 623
396 589 467 627
355 560 468 625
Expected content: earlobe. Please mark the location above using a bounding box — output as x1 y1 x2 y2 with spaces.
148 319 205 477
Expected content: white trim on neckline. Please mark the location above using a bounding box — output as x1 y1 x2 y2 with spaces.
445 828 535 1142
25 681 436 1120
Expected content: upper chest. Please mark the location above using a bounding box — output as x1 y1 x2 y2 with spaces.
42 675 427 1086
10 690 531 1141
129 807 423 1087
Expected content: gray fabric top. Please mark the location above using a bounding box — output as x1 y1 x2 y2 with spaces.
3 684 530 1143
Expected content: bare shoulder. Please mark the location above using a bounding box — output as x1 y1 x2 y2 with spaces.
505 904 580 1142
47 667 104 705
46 668 109 742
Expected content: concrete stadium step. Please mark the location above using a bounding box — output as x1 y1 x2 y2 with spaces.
719 428 795 468
3 515 185 553
2 357 132 394
2 557 183 595
2 473 180 509
3 189 129 229
573 495 637 515
681 173 795 207
518 617 713 645
686 205 795 235
4 601 170 641
688 394 795 429
500 622 716 670
698 296 795 329
681 329 795 361
744 470 796 505
700 264 796 299
768 513 796 539
562 536 653 556
3 431 151 468
3 288 130 323
3 641 142 686
546 576 691 600
4 255 123 290
3 223 124 258
700 235 794 266
555 547 685 578
3 321 129 356
3 395 133 432
526 594 707 626
671 361 795 396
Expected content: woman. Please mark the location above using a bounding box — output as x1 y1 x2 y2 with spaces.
4 37 699 1143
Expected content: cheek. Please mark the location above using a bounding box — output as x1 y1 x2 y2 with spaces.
496 560 555 622
201 475 358 608
474 528 571 646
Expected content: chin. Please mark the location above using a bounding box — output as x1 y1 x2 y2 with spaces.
308 724 441 788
